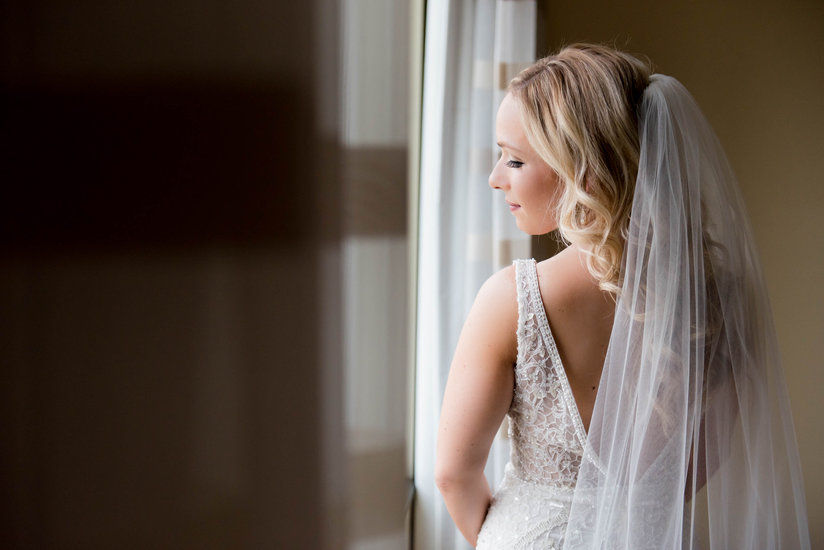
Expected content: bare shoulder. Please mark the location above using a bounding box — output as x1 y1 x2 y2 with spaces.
462 264 518 364
477 263 517 305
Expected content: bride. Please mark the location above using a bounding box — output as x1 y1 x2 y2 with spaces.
435 44 809 549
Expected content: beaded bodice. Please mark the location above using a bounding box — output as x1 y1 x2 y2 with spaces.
475 259 592 549
508 258 588 489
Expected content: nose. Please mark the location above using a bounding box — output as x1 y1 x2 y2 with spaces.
488 158 507 190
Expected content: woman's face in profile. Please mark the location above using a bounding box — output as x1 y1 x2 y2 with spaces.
489 93 561 236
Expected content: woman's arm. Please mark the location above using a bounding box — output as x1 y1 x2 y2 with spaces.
435 266 518 547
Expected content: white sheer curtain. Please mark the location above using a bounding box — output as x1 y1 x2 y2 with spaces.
414 2 535 549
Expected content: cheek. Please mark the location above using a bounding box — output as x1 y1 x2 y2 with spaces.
540 170 562 205
525 171 557 207
527 172 562 233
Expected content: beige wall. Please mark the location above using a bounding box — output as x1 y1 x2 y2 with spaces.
540 0 824 544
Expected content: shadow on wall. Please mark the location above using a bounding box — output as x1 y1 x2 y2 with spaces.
0 0 344 548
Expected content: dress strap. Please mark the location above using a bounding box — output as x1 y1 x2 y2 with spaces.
513 259 541 366
514 258 595 456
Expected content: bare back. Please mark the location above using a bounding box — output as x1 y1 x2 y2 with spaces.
535 245 615 431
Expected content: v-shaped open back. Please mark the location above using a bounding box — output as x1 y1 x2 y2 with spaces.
523 259 593 440
506 258 588 487
476 258 596 549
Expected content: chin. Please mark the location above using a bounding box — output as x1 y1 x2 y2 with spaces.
518 220 557 236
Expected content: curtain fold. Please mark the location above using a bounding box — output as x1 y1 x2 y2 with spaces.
414 2 536 548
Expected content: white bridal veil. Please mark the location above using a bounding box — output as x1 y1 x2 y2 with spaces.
562 75 810 549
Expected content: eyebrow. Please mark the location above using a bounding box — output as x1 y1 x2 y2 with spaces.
497 140 525 154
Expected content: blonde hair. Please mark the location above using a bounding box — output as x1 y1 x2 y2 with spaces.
508 44 651 294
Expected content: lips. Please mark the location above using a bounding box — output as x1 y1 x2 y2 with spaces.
506 201 521 211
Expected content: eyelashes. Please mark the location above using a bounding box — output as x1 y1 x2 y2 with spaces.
497 149 524 168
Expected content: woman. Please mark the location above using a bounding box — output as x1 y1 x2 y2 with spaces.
435 44 809 549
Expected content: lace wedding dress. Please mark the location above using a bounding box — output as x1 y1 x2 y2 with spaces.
476 258 591 550
476 73 809 549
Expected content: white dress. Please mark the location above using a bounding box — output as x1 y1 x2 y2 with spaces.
476 259 590 550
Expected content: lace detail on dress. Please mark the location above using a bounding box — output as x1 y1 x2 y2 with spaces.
510 258 585 488
476 259 589 549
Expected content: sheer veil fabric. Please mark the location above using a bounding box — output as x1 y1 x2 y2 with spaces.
562 75 810 549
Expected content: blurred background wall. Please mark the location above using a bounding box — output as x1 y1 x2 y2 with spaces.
537 0 823 545
0 1 347 548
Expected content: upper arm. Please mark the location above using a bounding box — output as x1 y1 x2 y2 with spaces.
436 266 518 481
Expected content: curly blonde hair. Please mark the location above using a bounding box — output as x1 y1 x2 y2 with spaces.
508 44 651 294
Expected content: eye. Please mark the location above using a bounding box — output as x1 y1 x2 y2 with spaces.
506 160 524 168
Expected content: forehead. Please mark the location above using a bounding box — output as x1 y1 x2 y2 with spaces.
496 93 527 145
496 93 520 125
